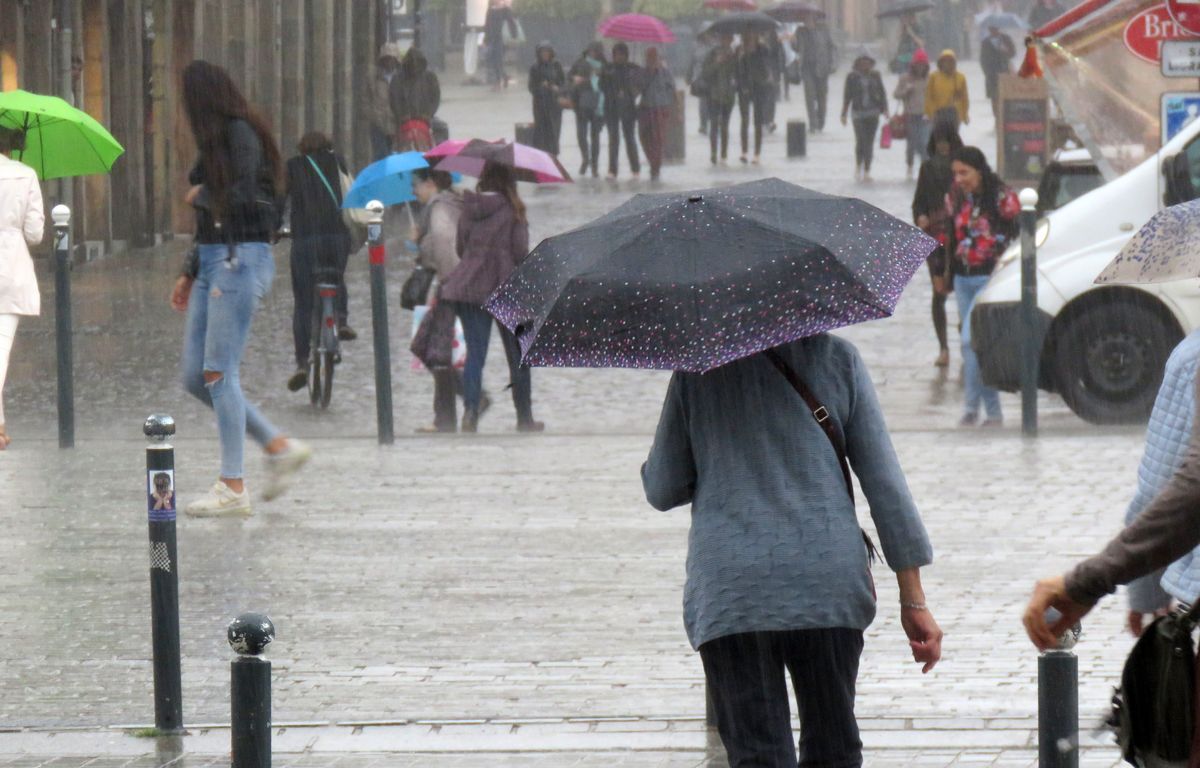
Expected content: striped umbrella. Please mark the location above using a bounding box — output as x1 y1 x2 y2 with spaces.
598 13 676 44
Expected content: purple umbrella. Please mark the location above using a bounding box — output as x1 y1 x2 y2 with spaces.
598 13 676 44
433 139 572 184
486 179 937 372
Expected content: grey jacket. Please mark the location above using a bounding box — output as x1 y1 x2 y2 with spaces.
416 190 464 281
642 334 933 649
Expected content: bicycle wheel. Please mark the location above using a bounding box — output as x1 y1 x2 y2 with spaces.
320 351 335 410
308 350 322 407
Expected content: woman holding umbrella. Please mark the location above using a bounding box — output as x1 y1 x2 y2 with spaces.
440 161 542 433
171 60 310 517
0 127 43 450
527 42 566 157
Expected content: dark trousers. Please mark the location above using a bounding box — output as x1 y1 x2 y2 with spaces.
700 629 864 768
454 302 533 424
928 258 949 351
607 111 640 176
575 109 603 174
802 73 828 131
698 94 710 132
852 116 880 170
370 126 392 161
710 101 734 161
290 233 349 368
739 88 769 157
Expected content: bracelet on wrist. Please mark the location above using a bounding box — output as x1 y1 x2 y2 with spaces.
900 601 928 612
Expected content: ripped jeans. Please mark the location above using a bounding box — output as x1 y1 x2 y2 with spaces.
181 242 282 479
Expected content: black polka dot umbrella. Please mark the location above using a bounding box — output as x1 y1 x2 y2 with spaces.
485 178 938 373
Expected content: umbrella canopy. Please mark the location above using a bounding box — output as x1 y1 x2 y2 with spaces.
434 139 571 184
876 0 934 19
485 179 937 372
1095 200 1200 285
707 11 780 36
0 89 124 180
598 13 676 44
705 0 759 11
976 11 1027 35
342 151 429 208
765 1 825 22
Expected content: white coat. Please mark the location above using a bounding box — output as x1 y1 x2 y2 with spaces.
0 154 44 316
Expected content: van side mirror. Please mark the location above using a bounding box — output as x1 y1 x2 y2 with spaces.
1164 153 1196 207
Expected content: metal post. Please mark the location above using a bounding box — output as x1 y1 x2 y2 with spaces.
1018 188 1040 438
366 200 394 445
144 414 183 734
1038 610 1081 768
229 613 274 768
53 205 74 449
413 0 422 50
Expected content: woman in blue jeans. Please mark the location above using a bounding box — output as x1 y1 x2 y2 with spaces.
945 146 1020 427
170 60 311 517
440 162 542 433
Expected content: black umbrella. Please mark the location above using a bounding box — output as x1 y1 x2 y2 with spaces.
706 11 780 36
485 179 937 373
876 0 934 19
765 1 825 23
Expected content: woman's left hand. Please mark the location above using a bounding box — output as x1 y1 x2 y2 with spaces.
901 606 943 673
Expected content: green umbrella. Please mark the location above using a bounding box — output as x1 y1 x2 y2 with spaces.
0 89 124 180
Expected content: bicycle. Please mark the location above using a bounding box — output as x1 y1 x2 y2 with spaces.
307 267 341 410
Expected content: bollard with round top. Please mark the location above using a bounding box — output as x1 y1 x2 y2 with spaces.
52 205 74 448
1038 608 1080 768
144 413 182 734
1018 187 1041 438
229 612 274 768
365 199 394 445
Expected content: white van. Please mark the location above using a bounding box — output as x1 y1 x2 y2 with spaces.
971 119 1200 424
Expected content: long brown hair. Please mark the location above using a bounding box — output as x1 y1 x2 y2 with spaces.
478 162 526 225
182 60 283 216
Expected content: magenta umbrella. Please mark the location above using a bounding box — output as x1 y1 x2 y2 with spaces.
434 139 572 184
598 13 676 44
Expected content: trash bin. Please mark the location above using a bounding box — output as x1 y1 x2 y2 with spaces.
787 120 807 158
515 122 535 146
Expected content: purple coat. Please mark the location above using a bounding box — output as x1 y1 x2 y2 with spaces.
441 191 530 306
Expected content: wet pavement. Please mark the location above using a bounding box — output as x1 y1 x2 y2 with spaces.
0 60 1136 766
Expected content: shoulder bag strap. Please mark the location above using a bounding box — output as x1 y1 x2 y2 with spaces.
305 155 340 208
764 347 879 564
763 347 854 503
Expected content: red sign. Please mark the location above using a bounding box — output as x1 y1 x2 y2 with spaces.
1168 0 1200 36
1125 4 1197 63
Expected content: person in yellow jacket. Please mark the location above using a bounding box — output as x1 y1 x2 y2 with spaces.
924 49 969 128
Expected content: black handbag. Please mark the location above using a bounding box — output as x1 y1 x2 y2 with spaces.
400 266 435 310
1109 601 1200 766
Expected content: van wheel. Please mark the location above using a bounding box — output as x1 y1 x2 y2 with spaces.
1052 302 1179 424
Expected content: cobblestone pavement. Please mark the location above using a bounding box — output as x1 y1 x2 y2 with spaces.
0 61 1140 766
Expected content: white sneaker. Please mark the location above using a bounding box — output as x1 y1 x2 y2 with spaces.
185 482 252 518
262 439 313 502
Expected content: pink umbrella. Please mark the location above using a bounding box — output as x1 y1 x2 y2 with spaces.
598 13 676 44
433 139 572 184
425 138 504 160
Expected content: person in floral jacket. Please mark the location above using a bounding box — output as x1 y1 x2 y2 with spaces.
945 145 1019 427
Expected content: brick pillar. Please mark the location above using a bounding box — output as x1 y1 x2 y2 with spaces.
107 0 148 247
279 0 306 156
0 0 24 91
170 0 197 235
23 0 53 94
81 0 111 248
254 0 282 139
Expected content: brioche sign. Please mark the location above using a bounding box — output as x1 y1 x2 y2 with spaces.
1168 0 1200 36
1126 4 1199 63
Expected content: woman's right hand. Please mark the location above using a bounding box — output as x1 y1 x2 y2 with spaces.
916 214 930 230
171 276 194 313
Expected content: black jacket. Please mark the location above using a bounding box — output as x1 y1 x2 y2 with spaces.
189 118 280 244
283 150 350 240
601 61 642 117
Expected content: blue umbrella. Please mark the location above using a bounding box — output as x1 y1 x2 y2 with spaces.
342 151 429 209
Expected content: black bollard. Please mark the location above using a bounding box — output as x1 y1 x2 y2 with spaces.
53 205 74 448
1038 609 1081 768
144 414 183 733
366 200 394 445
229 613 274 768
1018 188 1040 438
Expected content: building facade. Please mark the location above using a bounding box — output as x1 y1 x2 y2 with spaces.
1 0 385 256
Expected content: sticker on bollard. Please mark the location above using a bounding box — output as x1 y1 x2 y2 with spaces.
147 469 175 520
